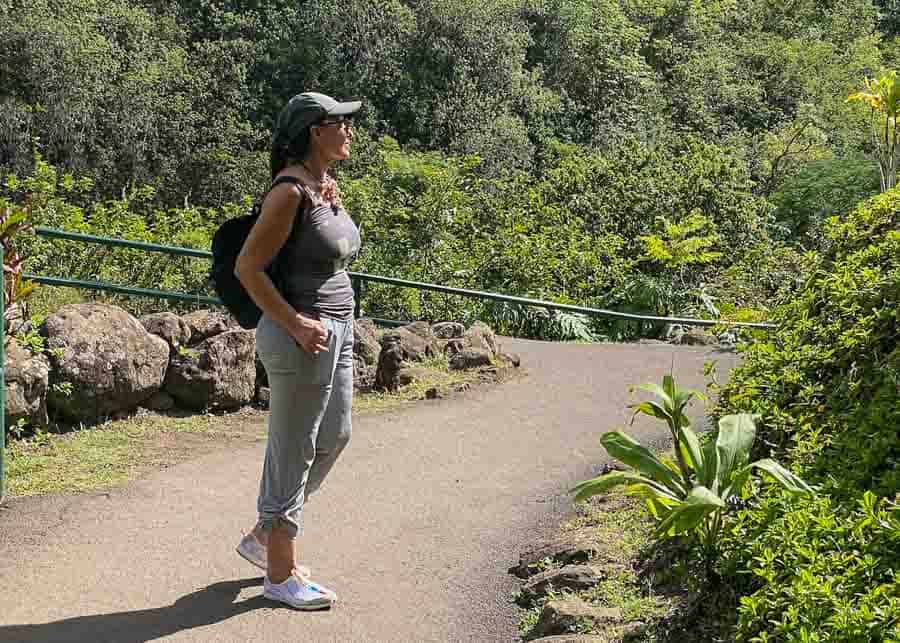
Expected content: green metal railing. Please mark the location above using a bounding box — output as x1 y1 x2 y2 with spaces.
0 226 775 500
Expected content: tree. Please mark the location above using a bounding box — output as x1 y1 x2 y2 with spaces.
848 71 900 192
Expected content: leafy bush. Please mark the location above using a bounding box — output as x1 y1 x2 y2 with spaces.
3 155 233 316
726 492 900 643
771 156 880 247
715 188 900 640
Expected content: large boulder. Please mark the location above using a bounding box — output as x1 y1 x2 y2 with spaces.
41 304 169 422
379 325 436 363
462 321 498 356
449 349 492 370
140 312 190 352
182 309 235 345
442 321 501 369
374 337 405 392
4 339 50 428
518 565 606 605
526 598 623 641
431 321 465 339
353 318 380 366
165 329 256 410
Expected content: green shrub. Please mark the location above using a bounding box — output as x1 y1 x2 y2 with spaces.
3 155 237 316
716 188 900 640
725 492 899 643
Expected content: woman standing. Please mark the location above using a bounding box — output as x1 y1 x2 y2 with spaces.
234 92 361 610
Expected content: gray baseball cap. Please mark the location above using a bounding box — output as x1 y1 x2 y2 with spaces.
273 92 362 148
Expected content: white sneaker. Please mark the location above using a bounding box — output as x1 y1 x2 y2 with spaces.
236 533 311 577
263 573 334 611
293 568 338 602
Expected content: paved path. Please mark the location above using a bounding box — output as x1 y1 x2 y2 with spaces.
0 339 735 643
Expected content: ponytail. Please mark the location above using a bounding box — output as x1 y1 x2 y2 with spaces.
269 129 311 179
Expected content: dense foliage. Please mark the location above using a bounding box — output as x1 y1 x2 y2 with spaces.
2 3 900 638
715 191 900 641
1 0 892 338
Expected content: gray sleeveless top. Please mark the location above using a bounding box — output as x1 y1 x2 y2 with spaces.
278 179 361 321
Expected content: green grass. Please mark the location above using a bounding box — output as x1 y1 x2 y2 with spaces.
5 412 239 497
517 490 675 640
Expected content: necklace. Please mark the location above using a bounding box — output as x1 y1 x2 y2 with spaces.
300 162 341 208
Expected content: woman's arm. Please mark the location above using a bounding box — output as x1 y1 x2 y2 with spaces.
234 182 328 354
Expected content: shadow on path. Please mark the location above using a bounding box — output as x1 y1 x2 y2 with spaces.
0 576 318 642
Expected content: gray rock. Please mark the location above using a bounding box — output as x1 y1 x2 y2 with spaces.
182 309 235 345
403 320 435 341
509 540 601 579
354 318 381 366
380 326 436 362
665 324 715 346
529 636 612 643
140 312 190 352
519 565 606 604
42 304 169 422
431 321 465 339
165 329 256 410
256 387 271 409
374 338 405 392
4 339 49 428
498 352 521 368
449 349 492 370
353 358 375 391
142 391 175 412
463 321 498 356
527 598 623 641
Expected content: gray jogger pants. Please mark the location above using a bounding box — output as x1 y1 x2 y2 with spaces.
254 313 354 537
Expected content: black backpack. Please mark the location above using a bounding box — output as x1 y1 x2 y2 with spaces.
210 176 306 329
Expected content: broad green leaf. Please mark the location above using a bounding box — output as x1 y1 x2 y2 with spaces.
716 414 757 490
701 438 719 490
663 374 676 401
600 431 686 497
636 383 673 409
678 424 706 481
570 471 677 503
748 459 815 495
654 485 726 538
628 401 670 423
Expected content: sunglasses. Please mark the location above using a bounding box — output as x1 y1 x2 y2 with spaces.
318 116 354 129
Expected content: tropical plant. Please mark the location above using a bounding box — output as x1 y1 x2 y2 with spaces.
847 71 900 191
0 197 37 334
571 375 814 572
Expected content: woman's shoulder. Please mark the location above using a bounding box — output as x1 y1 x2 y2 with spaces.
267 173 317 208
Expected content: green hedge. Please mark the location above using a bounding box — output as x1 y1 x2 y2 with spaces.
716 189 900 641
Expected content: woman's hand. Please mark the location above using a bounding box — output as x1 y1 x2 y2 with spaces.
290 313 329 355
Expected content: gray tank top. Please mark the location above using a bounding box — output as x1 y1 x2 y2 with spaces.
279 182 361 321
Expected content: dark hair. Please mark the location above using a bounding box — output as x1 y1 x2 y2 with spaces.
269 128 311 179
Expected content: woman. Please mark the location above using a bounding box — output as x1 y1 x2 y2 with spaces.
234 92 361 610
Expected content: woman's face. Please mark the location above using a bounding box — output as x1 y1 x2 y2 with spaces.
312 116 353 161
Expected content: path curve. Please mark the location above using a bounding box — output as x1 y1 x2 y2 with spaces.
0 339 736 643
